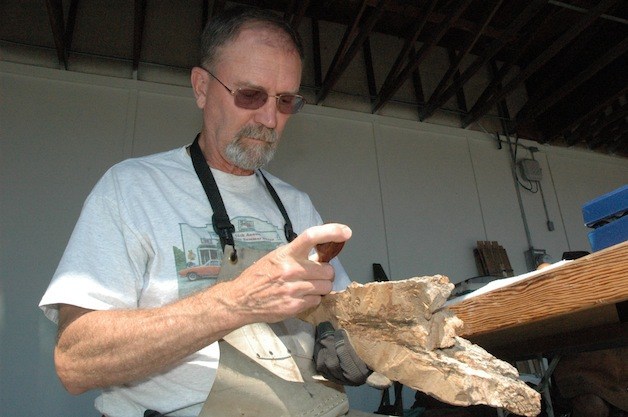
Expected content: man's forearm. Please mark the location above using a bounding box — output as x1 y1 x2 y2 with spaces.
55 285 236 394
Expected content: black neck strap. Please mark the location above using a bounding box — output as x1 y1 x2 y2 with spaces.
189 135 297 256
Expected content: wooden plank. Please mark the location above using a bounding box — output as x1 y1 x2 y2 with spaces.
449 240 628 338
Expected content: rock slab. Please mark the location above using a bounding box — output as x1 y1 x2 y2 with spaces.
300 276 541 417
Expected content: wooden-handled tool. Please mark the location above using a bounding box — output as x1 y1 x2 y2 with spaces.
315 241 345 263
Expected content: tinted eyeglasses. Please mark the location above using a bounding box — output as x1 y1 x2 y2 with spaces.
203 68 306 115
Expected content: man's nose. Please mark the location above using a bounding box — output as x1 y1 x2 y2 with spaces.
253 97 279 129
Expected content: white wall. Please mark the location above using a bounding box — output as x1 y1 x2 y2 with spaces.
2 62 627 416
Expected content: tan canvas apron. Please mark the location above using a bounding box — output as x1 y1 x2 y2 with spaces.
199 246 385 417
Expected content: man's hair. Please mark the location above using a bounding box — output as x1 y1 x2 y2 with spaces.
200 6 304 69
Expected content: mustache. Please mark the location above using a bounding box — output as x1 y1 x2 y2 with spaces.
235 125 278 143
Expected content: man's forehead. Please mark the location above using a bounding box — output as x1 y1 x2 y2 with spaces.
223 24 301 60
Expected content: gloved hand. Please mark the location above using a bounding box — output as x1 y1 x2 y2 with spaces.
313 322 372 386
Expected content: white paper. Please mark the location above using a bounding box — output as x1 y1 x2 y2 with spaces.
445 260 573 307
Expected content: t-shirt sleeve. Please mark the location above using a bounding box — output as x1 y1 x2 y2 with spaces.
39 173 148 323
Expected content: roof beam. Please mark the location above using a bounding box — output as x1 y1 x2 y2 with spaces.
606 125 628 154
363 37 377 102
314 0 368 103
363 0 510 41
576 101 628 147
372 0 472 113
316 0 386 104
560 87 628 145
420 0 545 120
45 0 67 70
410 46 425 110
133 0 146 78
589 110 628 150
377 0 438 95
65 0 80 52
447 48 468 113
419 0 503 120
516 36 628 127
311 17 323 92
462 0 619 128
284 0 310 30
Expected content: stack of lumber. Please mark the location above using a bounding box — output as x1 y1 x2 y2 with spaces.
474 241 514 277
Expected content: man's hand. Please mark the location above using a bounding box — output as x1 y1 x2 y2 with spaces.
218 223 352 325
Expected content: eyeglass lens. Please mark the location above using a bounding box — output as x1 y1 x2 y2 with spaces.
234 89 304 114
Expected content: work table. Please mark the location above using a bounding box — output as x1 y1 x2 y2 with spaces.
448 240 628 360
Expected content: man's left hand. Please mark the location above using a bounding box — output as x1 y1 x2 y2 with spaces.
314 322 372 386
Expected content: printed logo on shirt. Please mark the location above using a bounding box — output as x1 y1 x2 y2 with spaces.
173 216 285 298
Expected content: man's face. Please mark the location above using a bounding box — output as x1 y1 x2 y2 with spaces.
192 26 303 175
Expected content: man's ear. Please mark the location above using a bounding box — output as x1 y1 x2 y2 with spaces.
191 67 208 109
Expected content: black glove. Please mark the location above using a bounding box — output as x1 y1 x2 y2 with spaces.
313 322 372 386
144 411 166 417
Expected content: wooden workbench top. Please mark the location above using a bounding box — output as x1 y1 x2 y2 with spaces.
448 240 628 359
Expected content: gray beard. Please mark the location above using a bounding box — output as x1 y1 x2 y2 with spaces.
225 125 279 170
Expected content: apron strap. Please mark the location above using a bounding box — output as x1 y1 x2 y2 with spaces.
259 170 298 242
189 134 297 259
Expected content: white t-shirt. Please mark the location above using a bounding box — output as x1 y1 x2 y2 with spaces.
39 145 350 417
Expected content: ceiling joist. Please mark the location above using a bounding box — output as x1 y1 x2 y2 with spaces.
419 0 547 121
7 0 626 156
132 0 146 77
462 0 620 128
316 0 386 104
372 0 473 113
45 0 67 70
516 36 628 128
419 0 504 120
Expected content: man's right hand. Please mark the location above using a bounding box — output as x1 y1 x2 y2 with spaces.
218 223 352 325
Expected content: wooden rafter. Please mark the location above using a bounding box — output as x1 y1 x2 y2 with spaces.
516 36 628 127
462 0 619 128
558 86 628 144
367 0 509 41
447 49 467 113
419 0 547 121
363 37 377 101
45 0 67 70
372 0 473 113
65 0 80 52
375 0 438 104
419 0 504 120
590 115 628 150
316 0 386 104
133 0 146 77
463 10 570 131
284 0 310 30
585 102 628 149
410 46 425 109
311 17 323 91
607 122 628 154
314 0 369 103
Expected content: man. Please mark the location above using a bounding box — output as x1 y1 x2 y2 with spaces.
40 6 376 417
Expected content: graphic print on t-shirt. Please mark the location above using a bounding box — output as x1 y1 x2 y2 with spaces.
173 216 285 298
